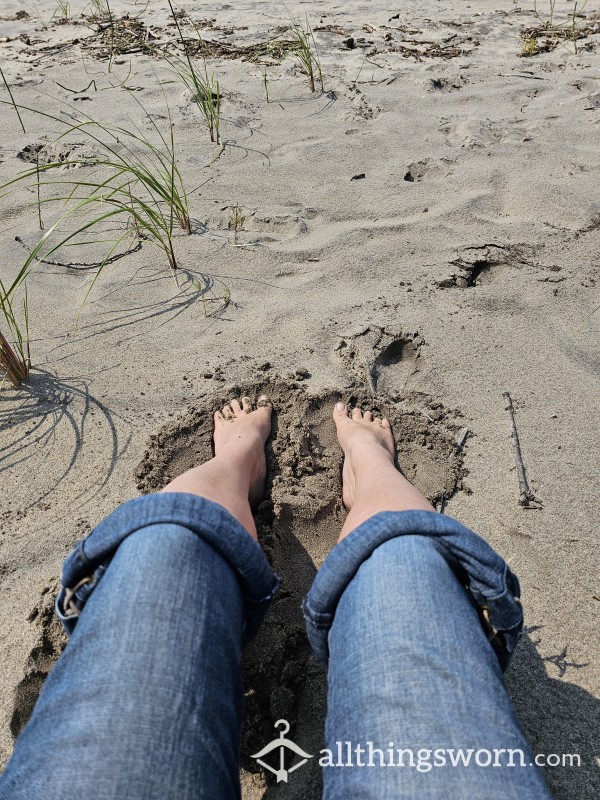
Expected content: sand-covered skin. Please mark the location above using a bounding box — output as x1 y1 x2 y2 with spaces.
0 0 599 797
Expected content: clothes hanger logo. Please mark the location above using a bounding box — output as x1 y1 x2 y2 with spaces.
251 719 313 783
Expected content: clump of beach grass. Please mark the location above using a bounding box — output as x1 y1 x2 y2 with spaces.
287 13 324 93
1 95 192 277
228 204 244 244
0 279 30 387
250 14 324 96
160 0 222 144
88 0 111 20
523 0 592 55
54 0 71 24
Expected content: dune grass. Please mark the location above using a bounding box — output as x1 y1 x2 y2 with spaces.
1 96 192 277
87 0 117 71
525 0 591 54
54 0 71 23
251 14 324 96
228 204 244 244
287 13 324 93
161 0 222 143
0 279 30 387
88 0 111 19
0 66 26 134
0 94 193 384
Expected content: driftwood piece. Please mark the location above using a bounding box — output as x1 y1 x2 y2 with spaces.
502 392 542 509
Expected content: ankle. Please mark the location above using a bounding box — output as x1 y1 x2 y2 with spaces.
346 438 395 464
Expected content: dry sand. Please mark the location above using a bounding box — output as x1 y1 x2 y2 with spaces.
0 0 599 797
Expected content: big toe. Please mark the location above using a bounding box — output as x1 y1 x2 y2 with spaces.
333 402 349 423
256 395 272 416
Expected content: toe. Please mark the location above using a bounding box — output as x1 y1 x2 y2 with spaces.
333 401 348 421
257 395 272 409
382 417 391 429
242 396 252 413
351 407 363 420
231 399 243 416
214 410 225 424
364 410 373 422
222 404 233 420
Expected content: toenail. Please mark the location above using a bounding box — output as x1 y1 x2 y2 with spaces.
335 402 345 411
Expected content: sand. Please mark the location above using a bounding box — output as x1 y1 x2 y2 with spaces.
0 0 599 797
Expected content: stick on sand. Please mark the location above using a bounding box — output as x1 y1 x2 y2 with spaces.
502 392 542 509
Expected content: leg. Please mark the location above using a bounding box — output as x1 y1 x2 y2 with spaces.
314 404 550 799
333 402 434 541
161 395 272 539
0 398 274 800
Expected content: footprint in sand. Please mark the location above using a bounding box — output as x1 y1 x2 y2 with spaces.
206 205 318 245
439 117 528 149
10 580 67 741
427 76 465 93
340 83 380 121
17 142 95 168
336 325 426 393
403 157 456 182
436 244 533 289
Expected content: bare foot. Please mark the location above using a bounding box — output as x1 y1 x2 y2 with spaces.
213 396 272 509
333 402 434 542
333 403 395 509
162 395 272 539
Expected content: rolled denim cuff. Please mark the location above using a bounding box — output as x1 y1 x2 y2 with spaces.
55 493 279 646
302 510 523 671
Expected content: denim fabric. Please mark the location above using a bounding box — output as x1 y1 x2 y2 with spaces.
0 501 549 800
303 510 523 670
1 513 272 800
302 514 549 800
56 493 279 645
317 532 550 799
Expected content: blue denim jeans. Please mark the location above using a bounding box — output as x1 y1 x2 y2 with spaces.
0 493 550 799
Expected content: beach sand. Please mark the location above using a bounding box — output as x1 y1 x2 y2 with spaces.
0 1 598 797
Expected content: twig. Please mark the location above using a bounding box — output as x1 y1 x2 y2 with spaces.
502 392 542 509
455 426 469 450
15 236 142 270
448 426 469 461
438 427 470 512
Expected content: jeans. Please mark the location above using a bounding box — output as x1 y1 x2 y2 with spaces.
0 493 551 799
